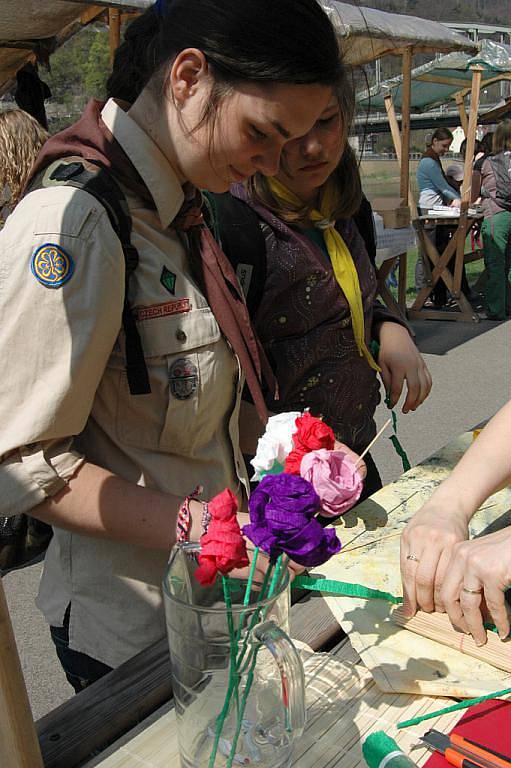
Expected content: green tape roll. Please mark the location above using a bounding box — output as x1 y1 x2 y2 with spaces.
363 732 418 768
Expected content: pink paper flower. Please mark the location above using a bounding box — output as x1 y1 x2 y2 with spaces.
300 449 363 517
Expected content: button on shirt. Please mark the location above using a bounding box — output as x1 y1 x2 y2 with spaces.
0 99 248 668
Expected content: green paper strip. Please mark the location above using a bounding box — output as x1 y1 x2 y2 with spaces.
292 574 403 604
396 685 511 729
388 404 411 473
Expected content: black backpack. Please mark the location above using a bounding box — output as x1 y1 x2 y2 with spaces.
204 191 377 316
1 158 149 573
487 151 511 212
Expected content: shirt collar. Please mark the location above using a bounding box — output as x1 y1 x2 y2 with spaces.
101 98 184 229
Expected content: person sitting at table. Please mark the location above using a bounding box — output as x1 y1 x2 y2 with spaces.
208 93 432 499
0 0 346 691
416 128 472 309
445 162 464 194
478 120 511 320
400 396 511 648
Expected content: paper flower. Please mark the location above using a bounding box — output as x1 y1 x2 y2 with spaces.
292 411 335 452
300 449 364 517
242 473 341 567
250 411 301 480
284 412 335 475
195 489 249 586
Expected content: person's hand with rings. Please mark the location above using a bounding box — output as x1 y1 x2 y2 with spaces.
440 526 511 645
401 400 511 625
400 496 470 617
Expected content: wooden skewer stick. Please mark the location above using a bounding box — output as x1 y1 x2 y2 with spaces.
355 418 392 468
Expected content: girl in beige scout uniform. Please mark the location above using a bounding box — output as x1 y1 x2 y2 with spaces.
0 0 344 691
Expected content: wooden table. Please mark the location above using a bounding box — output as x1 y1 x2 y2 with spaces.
34 431 495 767
408 212 483 323
36 591 343 768
374 221 416 325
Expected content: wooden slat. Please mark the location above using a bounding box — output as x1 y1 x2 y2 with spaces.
0 578 44 767
37 594 341 768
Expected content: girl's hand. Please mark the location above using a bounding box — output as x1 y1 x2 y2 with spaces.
400 500 469 617
377 322 432 413
440 527 511 645
333 439 367 480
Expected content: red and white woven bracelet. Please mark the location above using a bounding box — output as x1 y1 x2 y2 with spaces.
176 484 203 544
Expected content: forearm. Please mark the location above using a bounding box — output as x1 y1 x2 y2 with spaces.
429 400 511 520
31 461 203 550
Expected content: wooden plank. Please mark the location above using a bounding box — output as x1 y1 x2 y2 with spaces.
108 8 121 64
400 47 412 205
398 249 407 312
37 593 341 767
0 578 44 767
455 92 469 135
383 93 417 218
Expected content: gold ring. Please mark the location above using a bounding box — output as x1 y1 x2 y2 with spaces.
462 586 483 595
406 554 420 562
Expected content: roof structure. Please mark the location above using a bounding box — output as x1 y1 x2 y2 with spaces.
323 2 478 65
357 39 511 113
0 0 477 95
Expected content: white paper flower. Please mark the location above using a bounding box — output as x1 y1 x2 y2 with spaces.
250 411 301 480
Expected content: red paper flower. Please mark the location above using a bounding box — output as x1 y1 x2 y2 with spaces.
284 412 335 475
195 489 249 586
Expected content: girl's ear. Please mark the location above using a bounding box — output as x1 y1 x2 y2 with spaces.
168 48 209 106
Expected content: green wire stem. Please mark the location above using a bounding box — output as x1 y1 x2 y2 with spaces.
226 555 285 768
397 685 511 729
207 576 240 768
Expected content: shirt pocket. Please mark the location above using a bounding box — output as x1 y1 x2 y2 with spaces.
114 307 226 457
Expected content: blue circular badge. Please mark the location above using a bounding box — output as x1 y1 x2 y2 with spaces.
31 243 74 288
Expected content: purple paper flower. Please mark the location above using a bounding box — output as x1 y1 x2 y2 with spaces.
243 473 341 567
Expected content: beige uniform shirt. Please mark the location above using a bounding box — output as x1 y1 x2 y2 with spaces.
0 99 248 668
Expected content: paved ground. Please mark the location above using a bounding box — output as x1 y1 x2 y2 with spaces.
4 315 511 722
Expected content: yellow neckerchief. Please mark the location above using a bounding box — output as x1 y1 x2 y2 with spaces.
268 176 380 371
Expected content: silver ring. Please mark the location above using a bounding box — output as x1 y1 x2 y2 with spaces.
406 554 420 562
462 586 483 595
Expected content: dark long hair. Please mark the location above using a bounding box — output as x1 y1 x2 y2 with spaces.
249 63 363 223
107 0 342 105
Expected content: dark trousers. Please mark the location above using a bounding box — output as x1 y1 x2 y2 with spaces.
50 605 112 693
481 211 511 319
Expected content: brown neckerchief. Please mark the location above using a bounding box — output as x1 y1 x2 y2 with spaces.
28 98 274 423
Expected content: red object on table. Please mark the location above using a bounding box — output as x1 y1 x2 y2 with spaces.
424 700 511 768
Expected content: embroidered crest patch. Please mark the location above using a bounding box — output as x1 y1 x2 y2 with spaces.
31 243 74 288
160 265 176 295
169 357 198 400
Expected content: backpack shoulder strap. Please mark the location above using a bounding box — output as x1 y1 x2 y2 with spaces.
204 191 267 316
27 157 150 395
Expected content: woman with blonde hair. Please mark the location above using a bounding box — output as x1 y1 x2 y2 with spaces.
0 108 48 220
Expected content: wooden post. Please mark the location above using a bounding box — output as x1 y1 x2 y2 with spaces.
383 92 417 219
109 8 121 65
400 47 412 206
453 65 483 298
0 578 43 768
455 92 469 136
